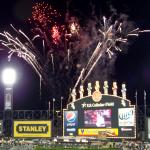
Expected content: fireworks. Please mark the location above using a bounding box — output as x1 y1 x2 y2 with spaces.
28 2 64 75
29 2 60 28
51 25 61 44
29 1 64 64
51 53 55 72
69 22 80 35
0 25 44 81
73 16 150 89
1 0 150 103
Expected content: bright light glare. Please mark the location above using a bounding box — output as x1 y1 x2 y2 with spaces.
2 68 16 85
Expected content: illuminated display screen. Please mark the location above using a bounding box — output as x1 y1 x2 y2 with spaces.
84 109 112 127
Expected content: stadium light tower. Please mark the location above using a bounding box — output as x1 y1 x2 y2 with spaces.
1 67 17 137
52 98 55 136
2 67 17 110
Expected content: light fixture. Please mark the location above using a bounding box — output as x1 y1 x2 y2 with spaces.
2 68 16 86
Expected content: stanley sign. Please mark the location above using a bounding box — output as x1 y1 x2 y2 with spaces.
14 121 51 138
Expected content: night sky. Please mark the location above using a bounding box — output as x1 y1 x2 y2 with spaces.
0 0 150 110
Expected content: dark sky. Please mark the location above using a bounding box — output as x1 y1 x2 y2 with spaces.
0 0 150 110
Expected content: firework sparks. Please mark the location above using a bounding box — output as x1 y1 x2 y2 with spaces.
67 49 70 62
83 17 150 82
69 68 85 101
51 25 61 44
74 16 150 87
69 22 80 35
29 2 60 28
51 53 55 72
0 26 44 81
29 2 63 55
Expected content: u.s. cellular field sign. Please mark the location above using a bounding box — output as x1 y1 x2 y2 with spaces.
13 120 51 138
63 81 136 139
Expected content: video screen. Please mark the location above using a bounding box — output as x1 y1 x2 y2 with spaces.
84 109 112 127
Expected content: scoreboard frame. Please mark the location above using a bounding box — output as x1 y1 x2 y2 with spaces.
63 93 136 139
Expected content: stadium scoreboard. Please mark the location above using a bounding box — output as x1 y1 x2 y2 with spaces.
63 81 136 139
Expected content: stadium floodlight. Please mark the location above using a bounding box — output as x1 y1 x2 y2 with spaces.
2 68 16 86
1 67 17 111
1 67 17 137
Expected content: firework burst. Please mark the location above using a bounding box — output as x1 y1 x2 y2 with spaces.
51 25 61 44
0 25 44 81
29 2 60 28
28 2 65 73
69 22 80 35
72 16 150 90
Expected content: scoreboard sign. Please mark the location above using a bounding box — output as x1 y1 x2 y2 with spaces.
64 111 78 135
13 120 51 138
118 108 135 126
63 92 136 139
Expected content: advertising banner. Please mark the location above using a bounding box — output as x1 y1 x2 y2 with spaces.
78 128 118 136
13 120 51 138
64 111 78 136
118 108 135 126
